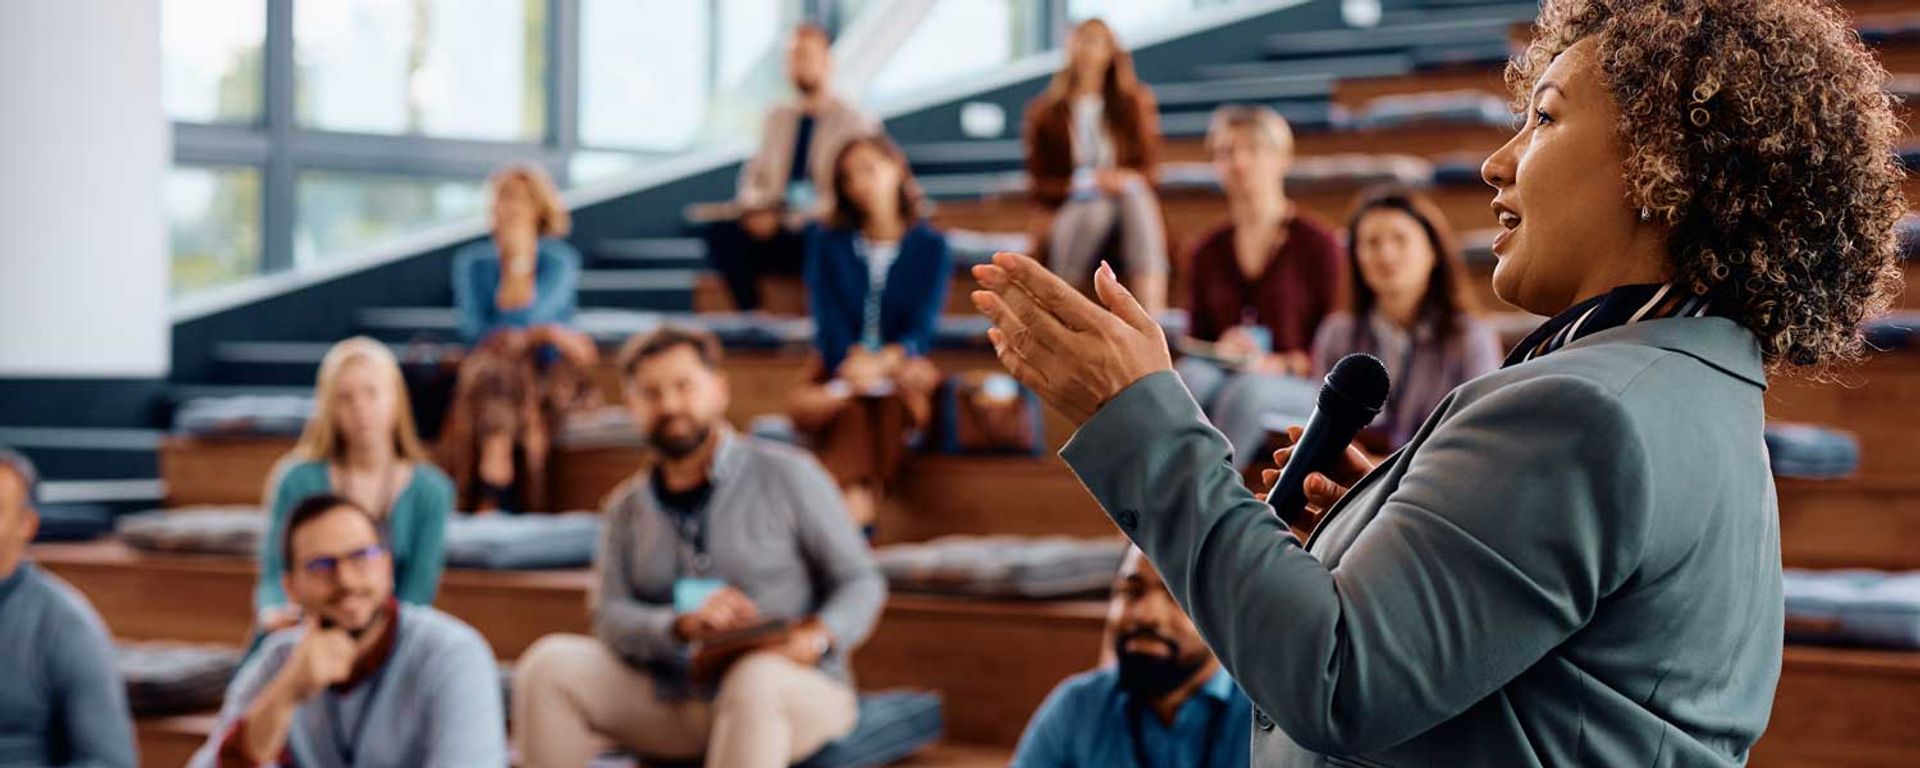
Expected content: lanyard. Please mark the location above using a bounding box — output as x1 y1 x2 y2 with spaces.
661 493 715 578
325 659 393 766
1126 693 1226 768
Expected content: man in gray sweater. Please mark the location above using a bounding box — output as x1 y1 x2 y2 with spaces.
0 448 138 767
191 494 505 767
514 326 887 768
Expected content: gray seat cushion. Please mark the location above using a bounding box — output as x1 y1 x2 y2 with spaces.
117 507 265 557
1784 569 1920 649
877 535 1129 599
444 512 602 570
116 641 243 716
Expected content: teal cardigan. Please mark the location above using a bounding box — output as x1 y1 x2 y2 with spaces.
256 460 456 612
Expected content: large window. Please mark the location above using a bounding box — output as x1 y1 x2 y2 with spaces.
168 166 263 296
1068 0 1247 41
294 0 547 141
294 172 487 266
867 0 1041 105
164 0 1185 300
163 0 266 124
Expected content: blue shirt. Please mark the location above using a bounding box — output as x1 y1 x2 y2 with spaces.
802 221 951 372
450 237 582 345
1013 666 1252 768
0 563 137 767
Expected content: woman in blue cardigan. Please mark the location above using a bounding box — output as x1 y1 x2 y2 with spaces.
789 135 951 529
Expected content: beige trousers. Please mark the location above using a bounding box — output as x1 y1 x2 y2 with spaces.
513 634 859 768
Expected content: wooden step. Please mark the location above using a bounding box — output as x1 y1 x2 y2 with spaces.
1768 352 1920 489
1749 645 1920 768
47 536 1920 756
138 713 217 768
852 595 1106 746
134 710 1013 767
31 540 590 658
1777 477 1920 571
33 539 1095 746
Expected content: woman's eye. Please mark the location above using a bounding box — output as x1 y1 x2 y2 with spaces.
1534 108 1554 126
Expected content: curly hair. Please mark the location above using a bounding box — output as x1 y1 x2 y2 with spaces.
1511 0 1906 372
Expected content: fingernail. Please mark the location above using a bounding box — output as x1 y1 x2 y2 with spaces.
994 251 1015 267
970 291 991 311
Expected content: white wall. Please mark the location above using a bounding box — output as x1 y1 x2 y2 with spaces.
0 0 169 377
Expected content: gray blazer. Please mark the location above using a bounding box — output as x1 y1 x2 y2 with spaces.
1061 317 1782 767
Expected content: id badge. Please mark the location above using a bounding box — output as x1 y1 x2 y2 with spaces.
674 577 727 614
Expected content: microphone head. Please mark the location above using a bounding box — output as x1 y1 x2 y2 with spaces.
1323 353 1391 414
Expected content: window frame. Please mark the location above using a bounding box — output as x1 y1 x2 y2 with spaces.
168 0 1067 286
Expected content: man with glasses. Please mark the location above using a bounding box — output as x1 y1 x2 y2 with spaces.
191 494 505 767
0 447 137 767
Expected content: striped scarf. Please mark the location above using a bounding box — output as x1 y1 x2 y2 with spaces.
1504 283 1713 368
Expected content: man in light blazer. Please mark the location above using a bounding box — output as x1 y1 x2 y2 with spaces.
708 23 879 311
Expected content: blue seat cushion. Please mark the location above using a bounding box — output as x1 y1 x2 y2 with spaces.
799 691 945 768
443 512 602 570
32 503 115 542
1784 569 1920 649
1763 423 1860 480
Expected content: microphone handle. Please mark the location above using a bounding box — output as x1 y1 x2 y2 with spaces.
1267 404 1371 528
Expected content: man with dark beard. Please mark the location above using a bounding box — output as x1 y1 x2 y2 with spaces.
191 495 505 766
513 326 886 768
1013 547 1252 768
707 23 878 311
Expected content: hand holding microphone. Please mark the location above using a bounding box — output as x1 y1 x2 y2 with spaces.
1264 354 1389 529
1262 425 1376 527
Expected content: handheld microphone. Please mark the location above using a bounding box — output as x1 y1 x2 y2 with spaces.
1267 353 1391 526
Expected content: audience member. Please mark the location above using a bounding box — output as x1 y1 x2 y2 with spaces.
513 327 887 768
1175 105 1343 468
789 135 951 530
1024 18 1169 312
1013 548 1250 768
708 24 879 311
0 448 137 768
259 337 454 633
442 164 601 513
1311 186 1503 452
193 495 504 767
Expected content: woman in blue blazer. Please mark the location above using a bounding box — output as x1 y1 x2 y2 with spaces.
789 135 951 531
971 1 1907 765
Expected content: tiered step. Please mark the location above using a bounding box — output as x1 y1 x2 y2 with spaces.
130 711 1011 768
31 539 1096 747
1750 646 1920 767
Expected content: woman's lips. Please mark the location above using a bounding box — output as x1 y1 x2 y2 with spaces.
1492 224 1517 256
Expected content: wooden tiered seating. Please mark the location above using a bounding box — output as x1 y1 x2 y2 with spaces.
79 10 1920 764
31 538 1094 747
139 714 219 768
1751 646 1920 768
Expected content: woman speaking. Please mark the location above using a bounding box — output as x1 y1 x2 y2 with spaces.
971 0 1905 765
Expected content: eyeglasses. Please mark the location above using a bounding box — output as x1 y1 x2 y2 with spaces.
298 544 388 579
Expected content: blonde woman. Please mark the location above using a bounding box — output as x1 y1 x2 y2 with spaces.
451 163 591 354
256 337 455 632
442 163 599 513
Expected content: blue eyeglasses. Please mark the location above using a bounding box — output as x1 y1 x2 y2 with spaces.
298 543 388 578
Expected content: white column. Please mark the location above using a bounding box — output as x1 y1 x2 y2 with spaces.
0 0 169 377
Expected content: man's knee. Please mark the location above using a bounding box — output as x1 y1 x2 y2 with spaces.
517 633 604 692
714 651 801 711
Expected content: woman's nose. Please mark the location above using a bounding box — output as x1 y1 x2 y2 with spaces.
1482 132 1521 189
